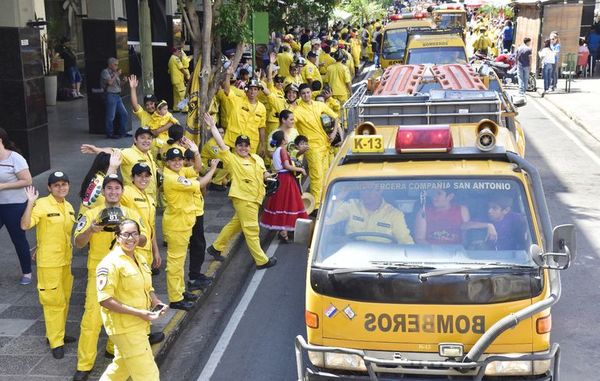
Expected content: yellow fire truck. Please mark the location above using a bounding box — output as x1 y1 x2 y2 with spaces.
380 13 434 68
294 66 574 380
432 4 468 37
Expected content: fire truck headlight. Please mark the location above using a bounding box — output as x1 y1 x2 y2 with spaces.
485 360 532 376
307 351 367 371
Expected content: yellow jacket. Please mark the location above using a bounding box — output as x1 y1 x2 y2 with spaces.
162 167 199 231
168 54 189 84
28 195 75 267
293 100 338 148
218 150 266 204
120 185 156 252
222 91 267 153
97 246 153 335
325 62 352 98
118 145 159 199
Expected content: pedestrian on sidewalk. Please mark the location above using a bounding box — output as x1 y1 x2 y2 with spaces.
100 58 129 139
260 130 308 243
549 32 561 91
203 113 278 270
97 219 167 381
515 37 532 95
20 173 75 359
501 20 514 52
0 127 33 285
538 39 556 96
72 174 147 381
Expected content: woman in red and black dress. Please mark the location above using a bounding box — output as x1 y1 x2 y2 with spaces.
260 130 308 242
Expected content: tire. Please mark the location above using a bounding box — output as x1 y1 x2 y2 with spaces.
527 73 537 92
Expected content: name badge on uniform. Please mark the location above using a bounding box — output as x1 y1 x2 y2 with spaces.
377 222 391 228
47 213 60 217
134 198 145 202
351 215 364 222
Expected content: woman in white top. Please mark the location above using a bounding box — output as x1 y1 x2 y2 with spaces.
0 128 33 284
538 38 556 96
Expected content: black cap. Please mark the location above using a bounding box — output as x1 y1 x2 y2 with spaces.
131 163 152 177
235 135 251 146
307 51 318 58
134 127 153 138
143 94 157 104
97 207 125 232
274 75 285 83
165 147 185 160
183 149 195 160
48 171 69 185
168 124 184 142
102 173 124 188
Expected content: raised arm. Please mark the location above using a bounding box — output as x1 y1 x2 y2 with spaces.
198 159 220 188
80 144 113 155
203 113 228 151
20 186 38 230
181 137 203 173
128 75 141 112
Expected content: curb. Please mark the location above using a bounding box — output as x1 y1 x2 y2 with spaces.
537 94 600 143
152 229 275 366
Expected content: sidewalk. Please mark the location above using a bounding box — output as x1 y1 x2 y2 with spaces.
531 76 600 141
0 99 245 380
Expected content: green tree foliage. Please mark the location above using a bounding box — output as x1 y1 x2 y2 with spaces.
340 0 386 25
258 0 337 32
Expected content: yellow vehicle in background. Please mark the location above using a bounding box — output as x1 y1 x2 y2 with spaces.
405 30 468 65
380 13 434 68
294 119 575 380
432 4 467 37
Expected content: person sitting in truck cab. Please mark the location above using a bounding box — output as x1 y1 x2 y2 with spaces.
414 189 470 245
325 187 414 244
462 196 529 250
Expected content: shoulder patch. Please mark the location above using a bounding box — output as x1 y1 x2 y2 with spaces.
177 176 192 186
76 216 87 232
97 274 108 291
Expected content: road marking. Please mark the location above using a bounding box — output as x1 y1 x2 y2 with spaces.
530 98 600 167
197 239 280 381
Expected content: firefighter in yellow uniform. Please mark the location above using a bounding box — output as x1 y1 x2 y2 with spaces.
325 50 352 105
276 45 294 78
221 75 267 156
294 84 339 211
80 127 159 205
96 219 165 381
73 174 147 381
120 163 160 272
325 187 414 244
204 114 277 269
319 46 336 77
303 51 323 86
162 146 205 310
201 127 230 190
20 172 75 359
168 48 190 112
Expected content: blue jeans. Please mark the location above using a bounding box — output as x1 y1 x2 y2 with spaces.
551 61 559 89
542 63 554 91
0 202 32 274
517 65 530 95
105 92 127 137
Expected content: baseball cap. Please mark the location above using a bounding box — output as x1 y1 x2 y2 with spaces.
97 206 125 232
183 149 195 160
102 173 124 188
235 135 251 146
48 171 69 185
134 127 153 138
245 79 261 89
165 147 185 161
143 94 157 104
311 38 321 45
307 51 317 58
168 124 184 142
274 75 285 83
131 163 152 177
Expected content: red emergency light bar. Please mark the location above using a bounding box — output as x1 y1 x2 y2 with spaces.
389 12 428 20
395 125 453 153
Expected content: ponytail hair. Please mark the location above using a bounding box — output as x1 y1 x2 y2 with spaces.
270 130 285 148
0 128 20 153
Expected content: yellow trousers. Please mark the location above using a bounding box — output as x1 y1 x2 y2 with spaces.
77 262 114 371
333 94 349 105
100 330 159 381
172 83 187 111
37 265 73 349
213 198 268 266
305 146 331 209
164 229 192 302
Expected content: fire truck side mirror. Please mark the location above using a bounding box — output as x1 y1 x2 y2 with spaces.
294 218 315 247
529 224 576 270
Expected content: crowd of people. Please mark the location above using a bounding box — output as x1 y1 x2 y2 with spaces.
0 19 378 381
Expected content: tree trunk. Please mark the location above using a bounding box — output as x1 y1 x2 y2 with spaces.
139 0 154 94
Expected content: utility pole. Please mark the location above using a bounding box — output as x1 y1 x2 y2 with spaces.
139 0 154 94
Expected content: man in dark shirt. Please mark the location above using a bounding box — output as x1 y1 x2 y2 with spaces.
56 37 84 98
515 37 532 95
